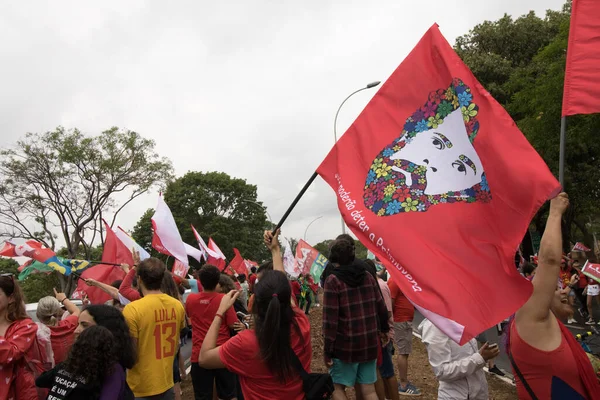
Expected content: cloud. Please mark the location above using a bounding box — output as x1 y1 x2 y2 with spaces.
0 0 565 247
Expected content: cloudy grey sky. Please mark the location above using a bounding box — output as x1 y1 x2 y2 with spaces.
0 0 565 248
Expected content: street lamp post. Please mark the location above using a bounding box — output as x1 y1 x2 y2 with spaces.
333 81 381 234
303 216 323 241
241 199 274 227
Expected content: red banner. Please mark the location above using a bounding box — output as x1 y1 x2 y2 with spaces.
562 0 600 116
572 242 591 252
317 24 559 344
226 248 246 276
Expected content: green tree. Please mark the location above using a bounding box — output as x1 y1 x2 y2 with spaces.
0 127 173 293
455 1 600 251
132 171 270 266
455 4 570 106
506 19 600 250
313 238 367 260
0 258 59 303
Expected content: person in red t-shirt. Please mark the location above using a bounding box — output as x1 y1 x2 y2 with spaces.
186 265 239 400
248 268 257 293
509 193 600 399
36 288 81 364
388 276 421 396
198 230 312 400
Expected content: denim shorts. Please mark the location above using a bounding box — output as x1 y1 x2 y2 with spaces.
378 342 395 379
329 359 377 387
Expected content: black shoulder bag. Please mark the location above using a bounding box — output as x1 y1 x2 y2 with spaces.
291 352 334 400
508 346 538 400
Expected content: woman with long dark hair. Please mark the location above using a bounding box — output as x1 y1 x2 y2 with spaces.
74 304 136 400
198 231 312 400
0 273 39 400
74 305 136 369
36 325 126 399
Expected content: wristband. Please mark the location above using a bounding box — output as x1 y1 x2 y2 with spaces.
60 298 67 304
215 313 224 321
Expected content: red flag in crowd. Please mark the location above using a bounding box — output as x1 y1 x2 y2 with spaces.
227 248 246 276
191 225 221 261
74 221 129 304
0 240 71 275
207 238 227 270
172 259 189 278
572 242 591 252
244 259 259 272
562 0 600 116
151 194 189 269
317 24 560 344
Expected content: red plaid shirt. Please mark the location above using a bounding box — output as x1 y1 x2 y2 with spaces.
323 271 389 363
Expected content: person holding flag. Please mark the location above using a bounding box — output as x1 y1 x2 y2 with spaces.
507 193 600 399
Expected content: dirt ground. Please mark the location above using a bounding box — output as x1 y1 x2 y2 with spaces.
181 307 516 399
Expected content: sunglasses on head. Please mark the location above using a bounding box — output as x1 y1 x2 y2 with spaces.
0 273 15 293
0 272 15 280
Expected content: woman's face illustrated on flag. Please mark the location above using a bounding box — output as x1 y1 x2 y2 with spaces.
388 109 484 195
364 78 491 216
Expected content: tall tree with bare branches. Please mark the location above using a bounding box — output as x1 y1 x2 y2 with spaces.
0 126 173 293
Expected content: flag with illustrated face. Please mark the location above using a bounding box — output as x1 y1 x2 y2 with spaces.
317 24 560 344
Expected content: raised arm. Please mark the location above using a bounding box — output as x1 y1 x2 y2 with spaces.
83 279 119 301
54 288 81 317
517 193 569 323
119 265 141 302
264 230 283 273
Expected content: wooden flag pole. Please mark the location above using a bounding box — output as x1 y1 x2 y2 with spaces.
272 172 319 234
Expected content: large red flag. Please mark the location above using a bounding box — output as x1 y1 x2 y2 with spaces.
74 221 130 304
317 24 560 344
562 0 600 116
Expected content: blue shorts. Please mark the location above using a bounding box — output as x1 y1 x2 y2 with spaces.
329 359 377 387
378 342 395 379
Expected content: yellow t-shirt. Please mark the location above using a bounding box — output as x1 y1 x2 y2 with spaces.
123 293 186 397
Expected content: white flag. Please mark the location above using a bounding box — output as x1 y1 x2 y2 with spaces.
279 236 299 277
116 227 151 260
151 195 188 268
184 243 204 262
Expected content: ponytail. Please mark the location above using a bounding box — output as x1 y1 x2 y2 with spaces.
253 270 296 382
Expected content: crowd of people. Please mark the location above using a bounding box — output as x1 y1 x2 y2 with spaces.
1 192 599 399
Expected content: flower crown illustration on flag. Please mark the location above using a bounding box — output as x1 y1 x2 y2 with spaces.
363 78 491 216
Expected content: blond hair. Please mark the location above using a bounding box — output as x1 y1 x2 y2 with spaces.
36 296 62 326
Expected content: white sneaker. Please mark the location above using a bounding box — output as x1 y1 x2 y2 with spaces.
567 318 577 324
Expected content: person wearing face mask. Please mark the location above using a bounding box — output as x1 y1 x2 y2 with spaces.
507 193 600 399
